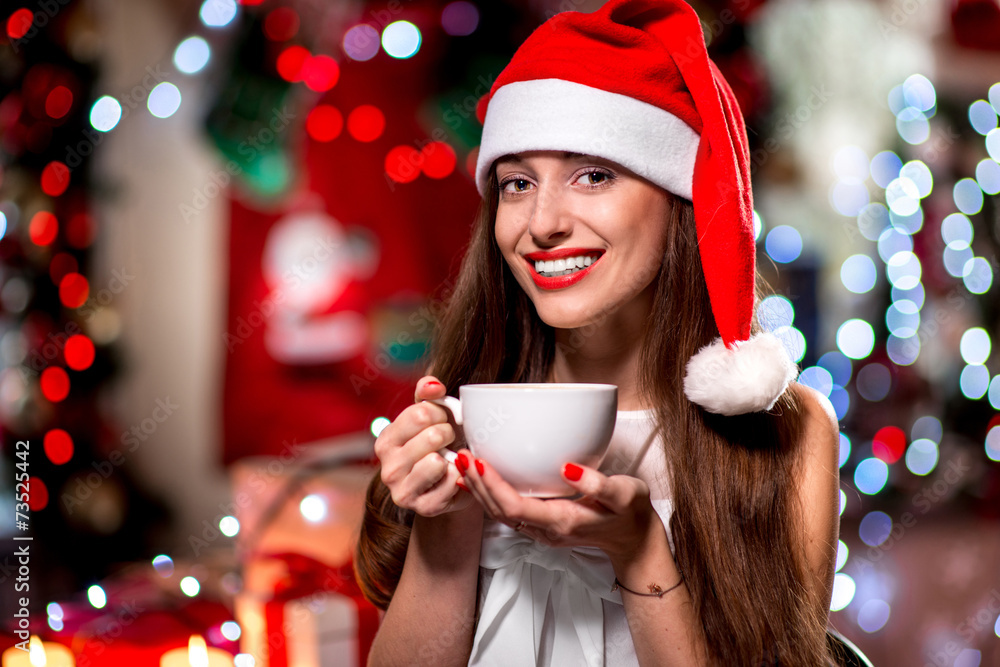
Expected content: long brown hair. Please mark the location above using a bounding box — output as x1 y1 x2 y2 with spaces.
356 171 838 665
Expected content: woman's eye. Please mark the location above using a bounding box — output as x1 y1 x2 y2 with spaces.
502 179 532 193
577 171 610 186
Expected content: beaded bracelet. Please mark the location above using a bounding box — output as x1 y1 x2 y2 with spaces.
612 573 684 598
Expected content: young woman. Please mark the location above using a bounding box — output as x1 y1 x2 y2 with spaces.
356 0 842 664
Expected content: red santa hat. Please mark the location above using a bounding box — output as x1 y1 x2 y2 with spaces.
474 0 797 415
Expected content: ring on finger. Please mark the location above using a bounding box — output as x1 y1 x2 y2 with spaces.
513 520 526 532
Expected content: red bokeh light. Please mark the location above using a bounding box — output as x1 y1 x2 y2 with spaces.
385 145 421 184
26 477 48 511
347 105 385 142
306 105 343 142
66 212 96 248
421 141 457 179
44 429 74 465
302 55 340 92
65 334 95 370
6 8 33 40
264 7 299 41
40 367 70 402
59 272 89 308
873 426 906 464
45 85 73 119
41 160 70 196
276 45 309 82
29 210 58 246
49 252 79 284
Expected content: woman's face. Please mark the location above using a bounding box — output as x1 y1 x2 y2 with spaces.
493 151 673 331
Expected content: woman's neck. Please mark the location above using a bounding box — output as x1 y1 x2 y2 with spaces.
548 313 651 411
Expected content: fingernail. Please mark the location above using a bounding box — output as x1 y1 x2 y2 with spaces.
425 380 442 389
475 459 485 476
456 452 469 475
563 463 583 481
456 479 470 492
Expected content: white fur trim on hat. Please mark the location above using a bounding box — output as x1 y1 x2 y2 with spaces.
683 333 798 415
475 78 699 199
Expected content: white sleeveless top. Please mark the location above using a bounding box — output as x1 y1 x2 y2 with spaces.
469 409 674 666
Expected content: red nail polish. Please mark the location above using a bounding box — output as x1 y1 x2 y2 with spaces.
563 463 583 481
456 479 469 492
425 380 442 388
456 452 469 475
475 459 485 476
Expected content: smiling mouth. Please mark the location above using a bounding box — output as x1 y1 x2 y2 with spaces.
533 254 598 277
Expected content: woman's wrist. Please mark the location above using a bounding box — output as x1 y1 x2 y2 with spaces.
411 503 484 567
606 507 679 592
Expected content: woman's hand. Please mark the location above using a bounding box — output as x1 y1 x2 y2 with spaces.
457 452 664 566
374 376 473 517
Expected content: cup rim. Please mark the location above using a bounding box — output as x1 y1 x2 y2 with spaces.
460 383 617 391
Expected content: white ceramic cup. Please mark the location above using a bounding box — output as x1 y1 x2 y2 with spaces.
428 383 618 497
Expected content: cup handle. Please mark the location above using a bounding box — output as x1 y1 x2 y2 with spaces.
423 396 463 464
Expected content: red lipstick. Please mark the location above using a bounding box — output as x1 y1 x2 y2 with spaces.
523 248 604 290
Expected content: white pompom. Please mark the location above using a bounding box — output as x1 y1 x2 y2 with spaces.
682 333 798 416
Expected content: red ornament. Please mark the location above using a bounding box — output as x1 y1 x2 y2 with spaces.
40 367 70 402
873 426 906 464
59 272 90 308
29 210 58 246
385 145 421 184
347 105 385 142
420 141 457 179
44 429 74 464
25 477 49 511
306 105 343 142
65 334 96 370
41 160 70 196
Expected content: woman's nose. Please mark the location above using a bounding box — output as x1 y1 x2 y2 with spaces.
527 186 574 242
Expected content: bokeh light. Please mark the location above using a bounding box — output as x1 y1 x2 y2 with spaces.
877 227 913 263
773 326 806 364
44 429 73 465
830 573 856 612
385 145 421 184
986 426 1000 462
305 105 343 142
420 141 457 179
45 86 73 119
857 363 891 402
148 82 181 119
855 457 889 495
300 494 327 522
953 178 984 215
219 515 240 537
180 576 201 597
905 439 938 476
152 554 174 577
819 351 852 386
857 599 891 633
943 241 974 278
859 511 892 547
886 300 919 338
59 272 89 308
441 1 480 36
200 0 237 28
886 251 921 290
896 107 929 144
886 334 920 366
29 211 58 246
302 55 339 92
857 203 889 241
960 364 990 400
836 541 848 571
370 416 390 438
841 254 877 294
343 24 381 61
963 257 993 294
41 161 70 197
90 96 122 132
264 7 299 41
837 319 875 360
7 9 33 40
798 366 833 397
941 213 973 245
869 151 902 188
347 105 385 142
838 433 851 468
382 20 421 59
276 45 309 82
976 158 1000 195
960 327 991 365
872 426 906 464
221 621 242 641
65 334 95 370
969 99 998 135
830 180 869 217
174 36 211 74
41 367 70 402
88 585 107 609
757 295 794 331
991 376 1000 410
764 225 803 263
987 128 1000 161
911 415 942 442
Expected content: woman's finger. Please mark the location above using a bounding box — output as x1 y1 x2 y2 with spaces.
559 463 637 513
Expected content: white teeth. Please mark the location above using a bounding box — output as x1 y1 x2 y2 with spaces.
533 254 600 277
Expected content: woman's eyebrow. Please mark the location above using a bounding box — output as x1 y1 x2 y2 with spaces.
496 151 589 167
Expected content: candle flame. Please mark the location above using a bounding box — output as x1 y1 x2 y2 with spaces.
28 636 47 667
187 635 209 667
